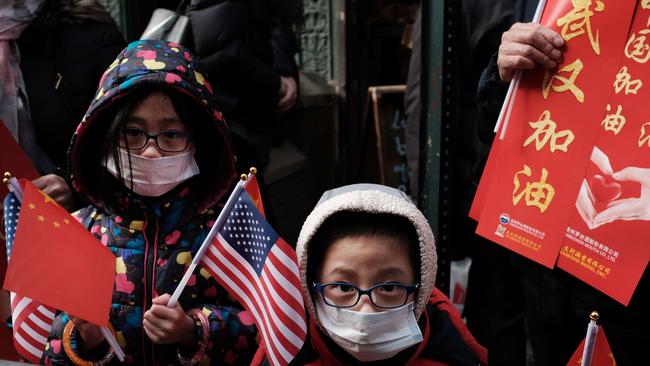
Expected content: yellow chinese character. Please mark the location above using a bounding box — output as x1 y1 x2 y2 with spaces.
543 59 585 103
524 110 575 152
625 17 650 64
601 104 626 135
639 122 650 147
512 165 556 213
645 0 650 10
557 0 605 55
613 66 643 95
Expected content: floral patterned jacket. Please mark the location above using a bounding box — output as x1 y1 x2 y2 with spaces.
42 40 257 365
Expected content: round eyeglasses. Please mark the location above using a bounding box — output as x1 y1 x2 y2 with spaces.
312 281 419 309
118 128 191 152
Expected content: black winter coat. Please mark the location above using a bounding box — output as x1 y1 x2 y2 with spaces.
18 5 125 173
187 0 300 132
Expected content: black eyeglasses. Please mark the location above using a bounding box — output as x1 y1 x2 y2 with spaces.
118 128 191 152
313 281 419 309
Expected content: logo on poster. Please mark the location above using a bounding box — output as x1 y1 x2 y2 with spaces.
499 213 511 225
495 224 506 237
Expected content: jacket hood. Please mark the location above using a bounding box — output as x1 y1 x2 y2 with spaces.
296 184 437 325
69 40 236 210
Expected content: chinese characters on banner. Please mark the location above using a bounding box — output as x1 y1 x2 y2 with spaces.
471 0 649 305
558 2 650 305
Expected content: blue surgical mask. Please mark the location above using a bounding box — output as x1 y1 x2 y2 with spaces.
315 296 423 362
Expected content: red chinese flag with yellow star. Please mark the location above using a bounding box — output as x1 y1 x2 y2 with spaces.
2 180 114 326
566 325 617 366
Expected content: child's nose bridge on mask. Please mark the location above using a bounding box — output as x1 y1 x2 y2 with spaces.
139 137 164 158
354 293 381 313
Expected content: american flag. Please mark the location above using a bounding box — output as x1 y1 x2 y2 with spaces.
200 187 306 366
3 192 56 364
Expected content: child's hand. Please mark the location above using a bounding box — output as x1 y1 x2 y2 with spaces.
32 174 76 211
70 316 104 352
143 294 197 346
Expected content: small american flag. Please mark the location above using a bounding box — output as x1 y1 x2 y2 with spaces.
200 186 306 366
3 192 56 364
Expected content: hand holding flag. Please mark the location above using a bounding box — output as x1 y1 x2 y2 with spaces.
2 174 125 361
167 168 307 366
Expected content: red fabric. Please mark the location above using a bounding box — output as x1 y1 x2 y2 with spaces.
428 288 488 365
2 180 115 325
566 325 617 366
244 174 266 218
0 120 39 199
250 339 268 366
0 314 19 361
0 237 6 295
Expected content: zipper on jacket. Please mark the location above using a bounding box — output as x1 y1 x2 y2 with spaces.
142 212 159 366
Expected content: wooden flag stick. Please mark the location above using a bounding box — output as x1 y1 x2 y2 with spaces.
3 172 125 362
167 168 256 308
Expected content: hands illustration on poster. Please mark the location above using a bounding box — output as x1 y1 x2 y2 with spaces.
576 146 650 229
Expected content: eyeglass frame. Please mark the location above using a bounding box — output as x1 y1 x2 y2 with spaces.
118 127 192 153
312 281 420 309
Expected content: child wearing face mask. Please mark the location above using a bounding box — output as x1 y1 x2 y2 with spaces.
41 40 258 365
277 184 487 365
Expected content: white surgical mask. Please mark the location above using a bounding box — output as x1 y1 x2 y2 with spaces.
104 147 200 197
315 296 423 362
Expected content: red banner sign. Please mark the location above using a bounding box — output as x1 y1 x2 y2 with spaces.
472 0 648 305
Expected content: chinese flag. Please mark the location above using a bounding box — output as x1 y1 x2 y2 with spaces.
566 326 617 366
2 180 114 326
244 174 266 218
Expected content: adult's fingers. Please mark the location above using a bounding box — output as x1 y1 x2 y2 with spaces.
497 55 536 82
499 41 558 70
504 23 563 59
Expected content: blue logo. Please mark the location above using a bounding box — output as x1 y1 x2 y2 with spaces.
499 214 510 225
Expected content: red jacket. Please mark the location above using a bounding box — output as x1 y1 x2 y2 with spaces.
251 288 488 366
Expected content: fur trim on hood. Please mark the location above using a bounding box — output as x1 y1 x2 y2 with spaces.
296 184 437 325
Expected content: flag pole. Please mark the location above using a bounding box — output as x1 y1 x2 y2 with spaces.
495 0 547 139
2 172 126 362
580 311 600 366
167 168 256 308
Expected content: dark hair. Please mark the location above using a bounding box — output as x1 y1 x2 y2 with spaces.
75 85 227 212
306 211 421 285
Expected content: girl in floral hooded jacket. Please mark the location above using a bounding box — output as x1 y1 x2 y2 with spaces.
42 40 258 365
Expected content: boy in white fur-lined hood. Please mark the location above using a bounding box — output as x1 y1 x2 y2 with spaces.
254 184 487 365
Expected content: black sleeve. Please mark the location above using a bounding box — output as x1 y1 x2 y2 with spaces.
476 52 509 145
190 1 281 107
271 25 299 80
